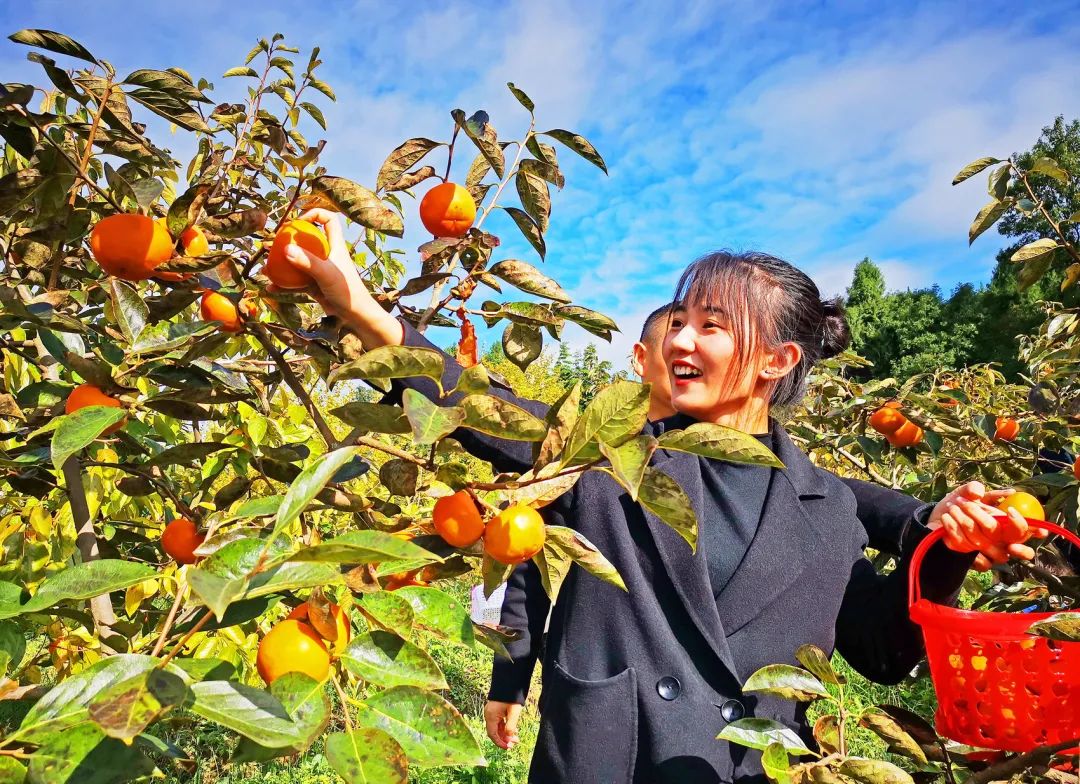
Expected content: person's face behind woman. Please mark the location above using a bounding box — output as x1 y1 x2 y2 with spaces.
662 301 800 430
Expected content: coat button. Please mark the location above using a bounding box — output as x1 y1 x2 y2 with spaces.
656 676 681 701
720 699 745 722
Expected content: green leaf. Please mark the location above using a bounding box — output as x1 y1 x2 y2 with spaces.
814 715 841 755
858 709 928 763
186 537 266 619
144 442 234 469
1062 263 1080 291
762 742 791 784
223 66 259 78
166 182 209 237
562 381 650 465
743 664 830 701
325 728 409 784
9 29 97 64
987 163 1010 199
505 468 582 509
1028 612 1080 642
537 383 581 469
599 434 657 501
300 101 326 130
451 109 504 179
1030 156 1070 184
542 129 608 173
14 655 160 743
519 158 565 188
1017 252 1054 291
465 152 491 188
657 423 784 467
355 686 485 768
638 468 698 551
392 586 474 647
951 156 1001 185
190 681 301 748
490 260 570 302
341 630 448 690
329 345 444 390
107 279 148 345
122 69 208 102
245 562 344 599
0 757 25 783
460 394 547 441
795 644 843 685
838 758 915 784
291 531 438 565
507 82 535 113
402 388 463 446
87 669 190 742
555 304 619 339
716 718 812 755
187 568 246 621
0 621 26 677
275 447 364 538
201 208 267 238
968 199 1008 244
1010 237 1060 264
51 408 127 471
503 206 546 260
329 401 411 434
0 561 157 620
310 176 404 238
453 364 490 396
233 672 330 761
545 525 626 592
128 88 211 133
516 168 551 234
379 459 419 496
376 138 442 193
27 723 154 784
228 495 285 519
502 323 543 372
358 591 415 635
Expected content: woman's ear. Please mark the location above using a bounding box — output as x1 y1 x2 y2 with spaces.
759 342 802 382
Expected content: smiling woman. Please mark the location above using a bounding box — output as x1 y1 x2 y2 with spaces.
283 214 1042 783
664 250 851 433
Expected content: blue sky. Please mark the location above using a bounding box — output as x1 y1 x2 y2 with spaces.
3 1 1079 367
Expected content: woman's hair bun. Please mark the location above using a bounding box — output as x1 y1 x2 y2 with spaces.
819 297 851 359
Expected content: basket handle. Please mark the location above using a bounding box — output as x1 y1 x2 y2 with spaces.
907 517 1080 609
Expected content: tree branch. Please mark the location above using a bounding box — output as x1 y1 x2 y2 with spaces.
251 323 336 445
966 737 1080 784
62 455 116 631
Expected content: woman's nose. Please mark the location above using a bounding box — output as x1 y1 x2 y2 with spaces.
668 326 695 353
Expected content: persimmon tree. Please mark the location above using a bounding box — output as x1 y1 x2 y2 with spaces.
2 27 1078 784
0 28 781 784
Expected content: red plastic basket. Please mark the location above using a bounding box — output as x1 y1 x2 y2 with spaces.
908 520 1080 752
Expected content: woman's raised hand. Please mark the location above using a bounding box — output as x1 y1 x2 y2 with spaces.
928 481 1044 571
275 208 403 348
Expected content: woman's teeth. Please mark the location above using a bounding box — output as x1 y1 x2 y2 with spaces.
673 366 702 378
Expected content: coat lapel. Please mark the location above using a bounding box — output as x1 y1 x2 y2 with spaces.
714 422 831 636
639 446 742 682
640 418 835 682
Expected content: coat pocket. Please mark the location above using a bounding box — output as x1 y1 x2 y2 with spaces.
531 662 638 784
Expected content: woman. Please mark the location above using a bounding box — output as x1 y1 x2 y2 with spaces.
281 212 1038 783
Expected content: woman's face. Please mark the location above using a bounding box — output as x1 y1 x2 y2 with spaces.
662 302 770 424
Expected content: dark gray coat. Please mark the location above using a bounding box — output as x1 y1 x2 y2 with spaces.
391 324 972 784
